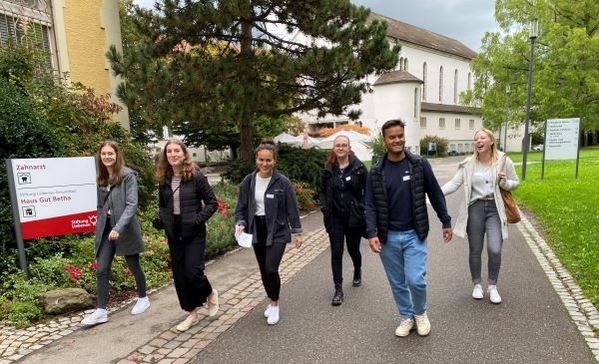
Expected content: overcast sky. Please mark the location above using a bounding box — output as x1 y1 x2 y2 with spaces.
133 0 498 51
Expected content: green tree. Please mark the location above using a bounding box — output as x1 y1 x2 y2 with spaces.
108 0 399 162
464 0 599 135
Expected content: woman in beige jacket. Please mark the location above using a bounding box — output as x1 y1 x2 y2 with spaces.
442 129 519 304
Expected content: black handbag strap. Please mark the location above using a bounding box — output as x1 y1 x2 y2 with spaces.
101 187 114 210
163 184 181 207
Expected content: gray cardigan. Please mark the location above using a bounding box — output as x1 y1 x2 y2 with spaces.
94 167 144 256
235 170 302 246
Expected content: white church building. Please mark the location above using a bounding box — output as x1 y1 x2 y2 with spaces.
294 12 485 156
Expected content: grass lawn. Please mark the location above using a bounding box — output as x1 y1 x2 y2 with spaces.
507 147 599 307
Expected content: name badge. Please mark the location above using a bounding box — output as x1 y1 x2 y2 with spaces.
402 175 411 181
266 193 275 199
345 176 351 181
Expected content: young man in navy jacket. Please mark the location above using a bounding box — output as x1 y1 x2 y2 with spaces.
365 119 453 337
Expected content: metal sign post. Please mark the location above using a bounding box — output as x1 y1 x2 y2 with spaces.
5 160 29 279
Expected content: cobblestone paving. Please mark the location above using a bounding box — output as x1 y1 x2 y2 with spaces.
3 214 599 363
110 227 329 364
518 216 599 362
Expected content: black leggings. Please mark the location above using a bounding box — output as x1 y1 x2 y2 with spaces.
96 223 147 309
328 217 362 285
253 216 286 301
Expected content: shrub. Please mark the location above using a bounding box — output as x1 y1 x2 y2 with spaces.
371 132 386 164
276 144 328 188
222 159 255 184
291 181 318 211
419 135 449 157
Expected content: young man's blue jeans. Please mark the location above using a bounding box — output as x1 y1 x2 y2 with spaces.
379 229 427 320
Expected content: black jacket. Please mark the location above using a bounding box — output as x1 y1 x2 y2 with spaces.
365 152 451 243
320 155 367 234
158 171 218 240
235 170 303 245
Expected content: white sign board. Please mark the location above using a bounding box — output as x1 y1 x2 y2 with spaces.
544 118 580 161
9 157 97 239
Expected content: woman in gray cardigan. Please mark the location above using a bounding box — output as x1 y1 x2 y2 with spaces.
82 141 149 326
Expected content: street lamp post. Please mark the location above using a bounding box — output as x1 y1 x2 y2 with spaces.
521 17 538 181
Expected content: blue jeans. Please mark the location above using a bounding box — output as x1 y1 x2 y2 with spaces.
380 230 427 320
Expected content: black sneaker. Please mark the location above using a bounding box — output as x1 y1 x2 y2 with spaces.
331 286 344 306
352 268 362 287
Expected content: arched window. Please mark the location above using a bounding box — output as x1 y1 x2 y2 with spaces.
404 58 408 72
422 62 427 101
468 72 472 90
454 69 459 104
414 88 419 118
399 57 404 71
439 66 444 102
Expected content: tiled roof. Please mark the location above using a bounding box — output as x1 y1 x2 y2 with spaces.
373 70 423 86
369 12 478 60
421 102 481 115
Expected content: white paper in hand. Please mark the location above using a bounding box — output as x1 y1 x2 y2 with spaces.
235 225 253 248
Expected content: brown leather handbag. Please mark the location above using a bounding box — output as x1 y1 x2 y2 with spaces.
499 156 521 224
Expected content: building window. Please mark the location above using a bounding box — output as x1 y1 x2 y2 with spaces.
413 88 419 118
458 143 464 153
0 13 53 69
455 118 461 130
468 72 472 90
422 62 427 101
450 143 456 152
439 117 445 129
420 117 427 129
399 57 404 71
454 69 459 104
469 119 475 130
439 66 443 102
404 58 408 72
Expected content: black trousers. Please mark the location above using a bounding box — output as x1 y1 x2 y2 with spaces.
328 216 362 285
168 215 213 312
253 216 286 301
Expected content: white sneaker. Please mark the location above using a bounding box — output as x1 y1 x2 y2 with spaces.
414 312 431 336
264 304 273 318
131 297 150 315
488 285 502 304
394 318 414 337
267 305 280 325
81 308 108 326
472 284 484 300
206 289 219 317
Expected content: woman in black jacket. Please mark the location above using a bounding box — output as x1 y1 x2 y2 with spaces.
155 139 219 332
235 140 303 325
320 135 367 306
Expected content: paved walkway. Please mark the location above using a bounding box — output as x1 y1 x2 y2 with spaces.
2 157 598 363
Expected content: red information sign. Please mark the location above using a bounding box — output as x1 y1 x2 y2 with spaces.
9 157 97 239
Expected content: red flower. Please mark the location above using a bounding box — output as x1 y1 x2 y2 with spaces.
152 243 158 250
162 238 168 244
308 201 315 207
92 260 98 270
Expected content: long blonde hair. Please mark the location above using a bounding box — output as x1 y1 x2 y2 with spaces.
155 138 198 185
96 140 124 187
472 129 499 164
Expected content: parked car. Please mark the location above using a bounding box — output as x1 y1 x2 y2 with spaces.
532 144 544 151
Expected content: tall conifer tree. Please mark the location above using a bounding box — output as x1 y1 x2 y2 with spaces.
108 0 399 161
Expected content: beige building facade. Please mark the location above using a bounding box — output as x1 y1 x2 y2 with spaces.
0 0 129 127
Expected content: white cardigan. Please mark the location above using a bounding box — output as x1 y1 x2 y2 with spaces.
441 152 519 239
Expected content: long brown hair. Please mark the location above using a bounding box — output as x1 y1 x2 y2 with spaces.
156 138 198 185
325 135 355 166
472 129 499 164
96 140 124 187
255 139 278 160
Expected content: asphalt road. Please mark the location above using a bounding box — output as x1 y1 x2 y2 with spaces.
194 156 595 364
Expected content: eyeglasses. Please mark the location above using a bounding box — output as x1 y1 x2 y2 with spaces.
334 144 349 149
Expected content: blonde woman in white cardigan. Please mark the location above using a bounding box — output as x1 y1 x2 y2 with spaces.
441 129 519 304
